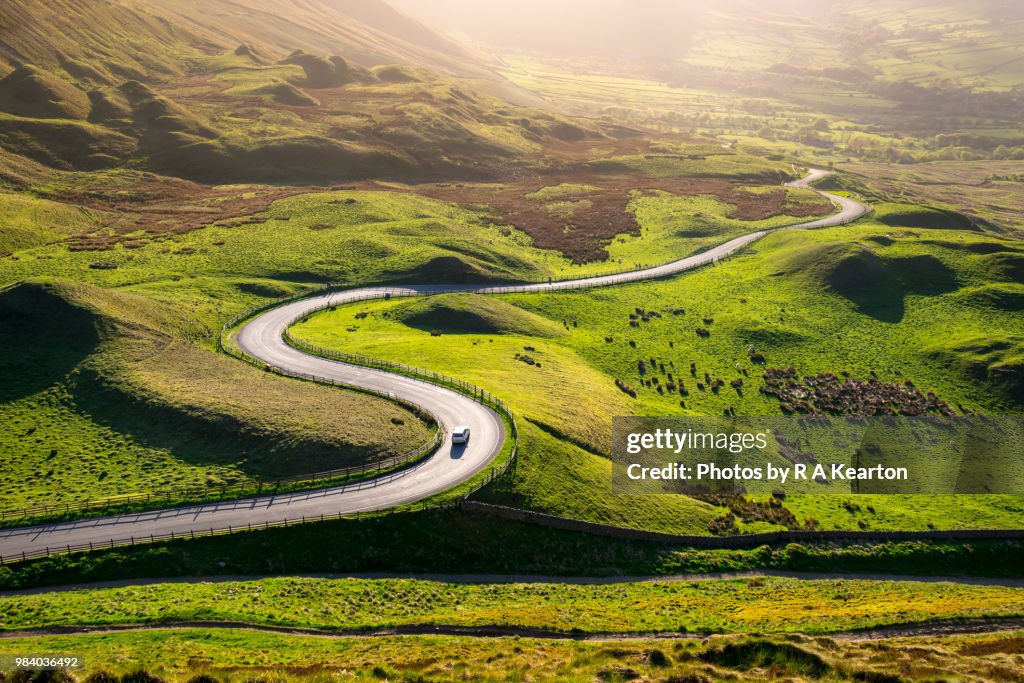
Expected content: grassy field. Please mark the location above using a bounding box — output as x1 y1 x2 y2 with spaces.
2 575 1021 635
3 629 1022 683
840 160 1024 235
0 152 824 513
5 508 1023 591
292 215 1024 532
0 189 552 290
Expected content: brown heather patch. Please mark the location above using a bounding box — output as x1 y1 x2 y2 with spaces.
52 178 305 251
415 173 833 263
958 636 1024 656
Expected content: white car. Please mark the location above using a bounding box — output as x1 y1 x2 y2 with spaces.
451 426 471 444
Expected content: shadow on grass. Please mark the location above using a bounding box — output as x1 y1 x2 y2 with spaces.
66 367 389 482
827 251 959 323
0 283 99 403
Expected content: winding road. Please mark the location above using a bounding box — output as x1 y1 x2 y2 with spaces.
0 169 869 559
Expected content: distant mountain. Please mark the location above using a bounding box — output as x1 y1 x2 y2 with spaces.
0 0 600 183
0 0 492 78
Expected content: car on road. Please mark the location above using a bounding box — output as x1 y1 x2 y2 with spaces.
451 426 471 444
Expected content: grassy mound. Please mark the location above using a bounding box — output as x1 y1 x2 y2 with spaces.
227 78 320 106
873 202 976 230
150 136 414 183
390 293 565 337
280 51 370 88
0 113 134 169
0 280 103 402
776 242 959 321
86 89 132 122
925 335 1024 403
385 251 539 284
233 43 270 66
0 279 434 507
954 283 1024 311
372 64 423 83
0 64 90 119
820 244 889 290
261 82 319 107
700 639 832 677
923 239 1021 255
116 80 218 138
888 254 960 293
980 251 1024 284
57 53 114 85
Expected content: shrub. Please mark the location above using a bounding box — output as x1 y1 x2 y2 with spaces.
645 649 671 667
120 672 165 683
664 676 711 683
84 673 119 683
699 640 831 678
851 671 907 683
615 379 637 398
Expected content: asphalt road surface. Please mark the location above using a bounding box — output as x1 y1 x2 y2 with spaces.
0 170 868 559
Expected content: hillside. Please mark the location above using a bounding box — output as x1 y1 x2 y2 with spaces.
0 0 599 183
0 0 488 79
0 279 434 507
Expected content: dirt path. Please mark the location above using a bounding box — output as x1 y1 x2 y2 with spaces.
2 617 1022 643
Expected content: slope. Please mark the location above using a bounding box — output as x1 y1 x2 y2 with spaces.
0 0 492 80
0 279 433 508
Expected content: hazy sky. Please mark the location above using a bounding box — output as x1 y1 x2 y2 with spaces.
387 0 703 59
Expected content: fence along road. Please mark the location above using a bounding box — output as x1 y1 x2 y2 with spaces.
0 170 869 559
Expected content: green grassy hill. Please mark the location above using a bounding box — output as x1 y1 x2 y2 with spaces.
3 575 1021 635
0 279 433 508
292 212 1024 533
0 0 604 182
0 0 485 80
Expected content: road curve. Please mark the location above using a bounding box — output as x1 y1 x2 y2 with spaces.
0 170 869 559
